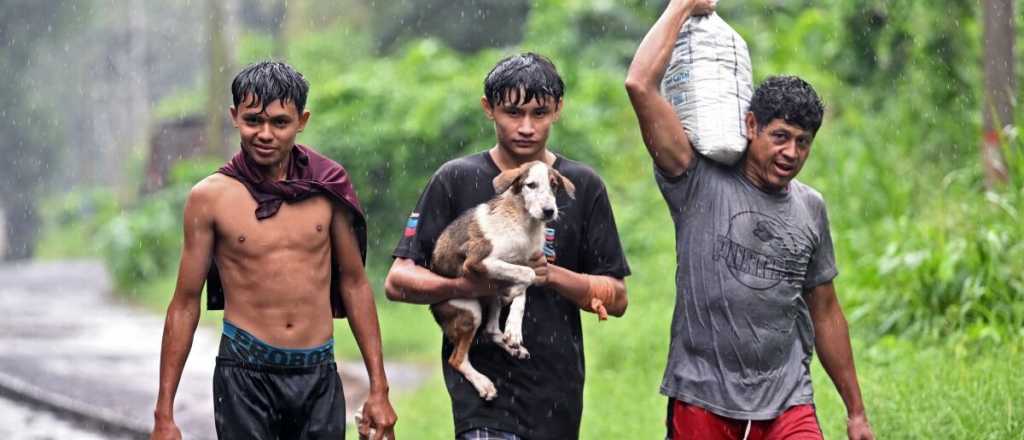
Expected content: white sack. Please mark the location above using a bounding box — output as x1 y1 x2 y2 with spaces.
661 12 753 165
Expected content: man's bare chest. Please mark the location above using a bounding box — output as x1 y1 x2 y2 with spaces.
214 187 333 258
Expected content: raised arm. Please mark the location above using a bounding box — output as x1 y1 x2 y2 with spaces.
625 0 715 177
151 182 217 440
331 206 397 439
807 282 875 440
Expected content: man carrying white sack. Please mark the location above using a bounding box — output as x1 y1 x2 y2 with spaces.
625 1 876 440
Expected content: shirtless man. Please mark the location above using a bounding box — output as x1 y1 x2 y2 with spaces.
151 61 396 439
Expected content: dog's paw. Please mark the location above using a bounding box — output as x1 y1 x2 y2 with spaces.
511 345 530 360
502 344 530 360
503 328 524 348
463 370 498 401
473 378 497 401
493 333 530 359
512 266 536 286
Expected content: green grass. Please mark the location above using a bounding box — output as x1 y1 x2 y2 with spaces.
385 325 1024 439
833 338 1024 439
34 220 100 260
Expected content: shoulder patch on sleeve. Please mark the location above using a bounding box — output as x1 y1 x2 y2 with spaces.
404 212 420 237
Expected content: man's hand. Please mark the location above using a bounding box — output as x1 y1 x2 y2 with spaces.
682 0 717 16
151 417 182 440
527 251 549 286
358 392 397 440
847 413 875 440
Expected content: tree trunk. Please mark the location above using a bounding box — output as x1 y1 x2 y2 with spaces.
274 0 310 60
981 0 1016 187
206 0 233 158
270 0 288 60
128 0 150 180
1 196 38 261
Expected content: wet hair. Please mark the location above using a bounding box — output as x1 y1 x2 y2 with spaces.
749 75 825 135
484 53 565 107
231 61 310 114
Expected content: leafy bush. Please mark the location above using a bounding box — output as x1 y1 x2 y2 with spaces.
35 188 122 259
96 158 220 290
40 188 121 230
851 193 1024 341
99 188 184 289
297 39 495 241
842 114 1024 342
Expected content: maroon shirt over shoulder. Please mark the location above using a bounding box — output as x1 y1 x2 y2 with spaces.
207 144 366 319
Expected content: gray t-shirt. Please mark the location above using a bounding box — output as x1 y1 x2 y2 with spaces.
656 155 837 420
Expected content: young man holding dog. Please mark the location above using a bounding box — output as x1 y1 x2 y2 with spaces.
625 1 875 439
151 61 396 440
385 53 631 440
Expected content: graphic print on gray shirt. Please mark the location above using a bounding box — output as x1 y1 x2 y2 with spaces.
656 155 837 420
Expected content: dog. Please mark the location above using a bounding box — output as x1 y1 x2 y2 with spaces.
429 160 575 400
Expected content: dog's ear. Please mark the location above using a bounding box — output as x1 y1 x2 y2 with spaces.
549 167 576 200
493 163 530 195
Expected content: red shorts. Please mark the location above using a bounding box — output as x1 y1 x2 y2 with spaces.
666 399 823 440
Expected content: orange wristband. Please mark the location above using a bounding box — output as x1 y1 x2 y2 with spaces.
585 275 615 321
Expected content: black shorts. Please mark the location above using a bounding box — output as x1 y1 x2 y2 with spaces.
213 323 345 439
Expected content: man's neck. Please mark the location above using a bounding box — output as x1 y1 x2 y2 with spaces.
255 153 291 182
739 160 787 193
488 145 556 171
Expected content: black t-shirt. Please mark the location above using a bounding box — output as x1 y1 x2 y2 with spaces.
393 151 630 439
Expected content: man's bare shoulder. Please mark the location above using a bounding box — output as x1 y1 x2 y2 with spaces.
187 173 240 204
194 172 237 191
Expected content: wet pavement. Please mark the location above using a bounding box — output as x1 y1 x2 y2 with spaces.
0 261 429 438
0 394 134 440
